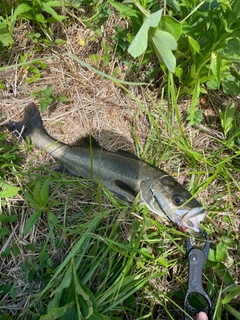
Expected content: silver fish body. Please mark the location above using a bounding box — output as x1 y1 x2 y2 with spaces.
6 103 206 234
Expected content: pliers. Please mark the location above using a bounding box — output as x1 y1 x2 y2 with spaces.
184 231 212 320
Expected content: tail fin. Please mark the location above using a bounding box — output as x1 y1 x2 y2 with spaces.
5 103 45 140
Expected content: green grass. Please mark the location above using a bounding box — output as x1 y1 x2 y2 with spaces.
1 84 240 319
16 168 187 319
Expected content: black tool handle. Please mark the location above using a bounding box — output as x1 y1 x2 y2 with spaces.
184 249 212 319
187 248 206 294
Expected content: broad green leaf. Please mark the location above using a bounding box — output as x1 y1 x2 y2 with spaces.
12 3 32 21
0 179 20 197
33 181 42 205
0 185 20 197
108 1 138 18
10 286 17 301
175 66 183 79
24 191 40 209
47 210 57 224
40 303 74 320
232 0 240 13
0 226 10 237
58 94 69 102
2 247 11 258
166 0 180 11
55 38 66 45
45 1 62 6
0 132 7 140
42 2 65 22
215 246 226 262
23 210 41 234
230 66 240 81
0 284 12 294
47 292 61 313
0 25 14 47
128 9 163 58
35 14 46 24
209 52 220 88
0 215 8 223
44 84 53 97
24 191 34 202
228 25 240 40
215 238 231 262
75 282 93 318
40 177 50 204
222 38 240 58
208 249 216 261
0 214 17 223
12 243 21 256
73 266 93 302
53 265 73 293
150 29 177 73
159 16 182 40
218 262 235 286
188 36 200 54
206 79 219 90
222 78 240 96
219 103 236 136
40 99 52 112
222 285 240 304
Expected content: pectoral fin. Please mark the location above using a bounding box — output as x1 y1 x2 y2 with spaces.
114 180 138 198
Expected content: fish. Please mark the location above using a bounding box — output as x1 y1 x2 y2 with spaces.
5 103 206 234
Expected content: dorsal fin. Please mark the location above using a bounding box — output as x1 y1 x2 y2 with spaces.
117 149 139 159
72 135 101 148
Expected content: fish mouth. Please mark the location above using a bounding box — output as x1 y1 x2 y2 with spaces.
173 207 207 234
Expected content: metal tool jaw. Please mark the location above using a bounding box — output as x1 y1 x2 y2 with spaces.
184 231 212 320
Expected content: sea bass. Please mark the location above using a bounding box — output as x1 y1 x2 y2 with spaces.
6 103 206 234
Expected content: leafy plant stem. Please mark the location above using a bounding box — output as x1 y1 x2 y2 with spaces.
181 1 206 23
133 0 150 18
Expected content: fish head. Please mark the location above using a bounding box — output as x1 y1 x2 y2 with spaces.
140 175 206 235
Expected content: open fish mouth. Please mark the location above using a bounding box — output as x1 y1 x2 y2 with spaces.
173 206 207 234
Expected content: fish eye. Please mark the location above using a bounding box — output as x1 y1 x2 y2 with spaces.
172 195 184 206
